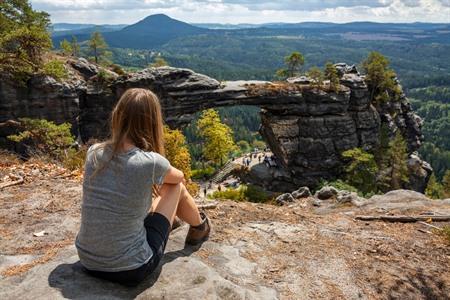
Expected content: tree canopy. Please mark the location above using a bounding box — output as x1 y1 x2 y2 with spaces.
362 51 401 105
197 109 236 165
0 0 52 79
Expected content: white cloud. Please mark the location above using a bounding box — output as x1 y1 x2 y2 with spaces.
30 0 450 24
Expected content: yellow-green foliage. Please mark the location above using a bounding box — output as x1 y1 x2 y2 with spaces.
211 185 271 203
191 167 216 180
63 148 87 171
164 126 192 180
8 118 74 160
42 60 68 81
197 109 236 165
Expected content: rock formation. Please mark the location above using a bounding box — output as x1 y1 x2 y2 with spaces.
0 58 430 191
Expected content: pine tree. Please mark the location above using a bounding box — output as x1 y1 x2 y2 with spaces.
386 131 410 190
307 67 324 89
324 62 340 92
88 31 109 64
197 109 236 166
425 174 444 199
70 35 80 57
276 51 304 79
59 39 73 56
0 0 52 79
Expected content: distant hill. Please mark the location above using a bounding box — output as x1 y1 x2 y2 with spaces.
54 14 209 49
101 14 209 49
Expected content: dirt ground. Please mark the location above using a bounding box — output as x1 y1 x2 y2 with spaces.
1 157 449 299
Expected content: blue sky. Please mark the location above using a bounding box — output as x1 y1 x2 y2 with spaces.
30 0 450 24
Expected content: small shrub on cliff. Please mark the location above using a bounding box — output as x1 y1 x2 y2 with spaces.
96 69 114 82
307 67 324 89
42 60 68 81
318 179 359 194
110 64 126 75
342 148 378 195
7 118 75 161
425 174 444 199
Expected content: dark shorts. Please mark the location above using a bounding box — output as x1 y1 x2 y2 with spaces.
85 212 171 286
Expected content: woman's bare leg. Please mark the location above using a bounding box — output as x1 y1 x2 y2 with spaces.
154 183 202 227
175 184 202 226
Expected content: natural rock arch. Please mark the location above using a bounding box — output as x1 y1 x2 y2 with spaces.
0 59 428 191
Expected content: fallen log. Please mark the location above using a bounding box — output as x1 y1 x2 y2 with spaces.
0 176 24 190
355 215 450 223
197 203 218 210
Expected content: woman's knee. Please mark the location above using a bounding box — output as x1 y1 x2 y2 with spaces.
160 182 182 196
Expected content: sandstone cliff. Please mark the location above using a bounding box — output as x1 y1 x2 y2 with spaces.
0 58 431 191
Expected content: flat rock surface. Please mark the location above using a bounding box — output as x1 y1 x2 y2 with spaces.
1 168 450 299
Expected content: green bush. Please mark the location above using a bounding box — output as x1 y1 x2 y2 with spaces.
211 187 245 201
110 64 126 75
8 118 75 161
318 179 358 193
211 184 271 203
96 69 114 82
42 60 68 81
191 166 216 179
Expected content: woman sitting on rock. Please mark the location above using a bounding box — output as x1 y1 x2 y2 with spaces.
75 88 211 286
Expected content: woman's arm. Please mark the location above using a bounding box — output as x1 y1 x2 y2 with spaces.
163 166 185 185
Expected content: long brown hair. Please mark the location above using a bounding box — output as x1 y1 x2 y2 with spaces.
92 88 165 176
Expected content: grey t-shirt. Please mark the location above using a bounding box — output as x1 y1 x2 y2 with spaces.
76 144 170 272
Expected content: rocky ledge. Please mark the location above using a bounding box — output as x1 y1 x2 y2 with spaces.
0 58 430 191
1 170 449 299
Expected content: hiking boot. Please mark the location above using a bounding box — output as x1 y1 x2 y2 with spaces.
185 212 211 246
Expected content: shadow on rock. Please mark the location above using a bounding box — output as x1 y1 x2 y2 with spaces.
48 245 199 299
